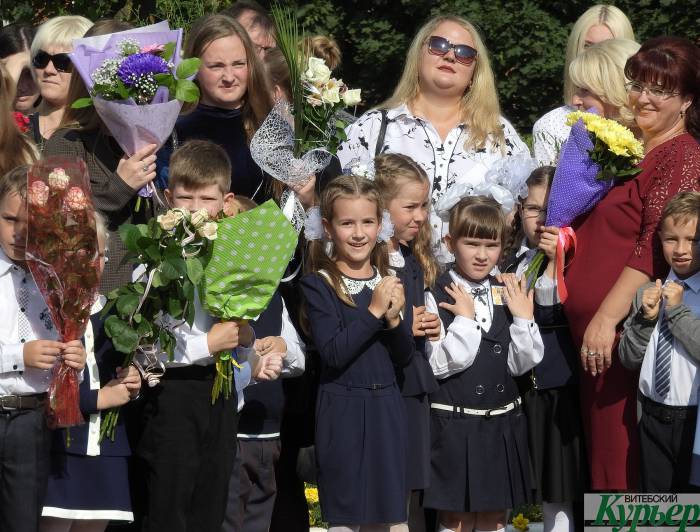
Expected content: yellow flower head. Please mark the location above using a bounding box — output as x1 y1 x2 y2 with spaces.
512 513 530 532
304 486 319 504
566 111 644 163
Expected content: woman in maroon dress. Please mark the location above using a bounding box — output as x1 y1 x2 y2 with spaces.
564 36 700 491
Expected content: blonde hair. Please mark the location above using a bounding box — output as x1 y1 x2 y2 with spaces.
30 15 93 57
0 64 35 176
661 191 700 226
448 195 506 247
569 38 640 127
168 140 232 194
563 5 634 104
302 35 342 70
374 153 438 287
381 14 505 152
306 175 389 306
183 14 272 142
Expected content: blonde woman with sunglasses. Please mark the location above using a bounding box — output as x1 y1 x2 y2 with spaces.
338 14 529 266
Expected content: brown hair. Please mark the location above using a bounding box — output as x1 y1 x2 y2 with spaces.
0 64 36 176
183 14 273 142
374 153 438 287
504 165 555 259
168 140 232 194
306 174 389 306
264 47 291 101
60 19 134 131
448 195 506 246
625 36 700 138
661 191 700 226
302 35 342 70
0 165 29 202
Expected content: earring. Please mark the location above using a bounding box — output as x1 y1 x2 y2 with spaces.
681 109 686 118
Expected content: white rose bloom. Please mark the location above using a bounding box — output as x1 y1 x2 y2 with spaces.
343 89 362 106
321 84 341 104
198 221 218 240
190 208 209 227
157 210 183 231
303 57 331 85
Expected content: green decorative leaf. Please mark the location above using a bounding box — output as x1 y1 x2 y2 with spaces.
151 270 165 288
175 57 201 79
160 260 180 281
119 224 142 253
168 297 183 318
71 97 93 108
175 79 200 103
162 41 176 62
104 315 140 354
116 293 140 318
186 257 203 284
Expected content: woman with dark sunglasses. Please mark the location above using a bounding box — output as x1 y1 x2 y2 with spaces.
28 15 92 151
338 15 529 269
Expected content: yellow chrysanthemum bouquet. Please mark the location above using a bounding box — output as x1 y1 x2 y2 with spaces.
565 110 643 181
525 111 643 301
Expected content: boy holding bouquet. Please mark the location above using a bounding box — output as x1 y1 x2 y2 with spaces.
0 166 87 531
619 192 700 491
138 140 280 532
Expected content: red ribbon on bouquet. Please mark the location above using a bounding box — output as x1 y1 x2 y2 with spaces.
555 227 577 303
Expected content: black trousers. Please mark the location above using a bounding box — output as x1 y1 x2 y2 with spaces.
0 406 51 532
639 395 698 492
223 438 282 532
136 367 238 532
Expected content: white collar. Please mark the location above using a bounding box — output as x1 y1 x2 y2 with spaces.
515 238 530 259
388 248 405 268
449 269 491 290
386 102 464 129
91 294 107 315
0 248 21 277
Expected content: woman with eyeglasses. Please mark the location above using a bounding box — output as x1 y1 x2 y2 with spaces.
532 5 634 165
28 16 92 151
337 14 529 267
562 36 700 492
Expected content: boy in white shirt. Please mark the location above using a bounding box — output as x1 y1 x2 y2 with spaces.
138 141 281 532
619 191 700 492
0 166 87 531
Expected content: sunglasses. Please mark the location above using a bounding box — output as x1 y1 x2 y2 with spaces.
427 36 477 65
32 50 72 73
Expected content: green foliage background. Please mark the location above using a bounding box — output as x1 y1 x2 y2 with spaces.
3 0 699 134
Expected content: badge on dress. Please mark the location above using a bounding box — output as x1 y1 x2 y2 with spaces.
491 286 505 305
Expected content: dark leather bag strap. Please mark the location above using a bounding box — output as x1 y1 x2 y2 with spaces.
374 109 389 157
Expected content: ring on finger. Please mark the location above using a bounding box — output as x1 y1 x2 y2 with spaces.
142 163 149 172
586 351 598 357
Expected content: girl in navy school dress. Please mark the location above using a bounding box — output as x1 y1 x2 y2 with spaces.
300 174 414 531
423 196 544 532
41 215 141 532
501 166 585 532
373 154 440 529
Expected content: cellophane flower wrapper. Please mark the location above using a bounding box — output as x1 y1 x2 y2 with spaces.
545 119 613 228
69 23 184 159
25 157 101 428
201 200 298 402
250 101 332 188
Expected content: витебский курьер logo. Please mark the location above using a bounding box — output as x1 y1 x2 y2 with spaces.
585 493 700 532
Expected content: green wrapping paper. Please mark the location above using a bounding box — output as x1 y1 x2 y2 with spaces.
201 200 298 403
202 200 298 319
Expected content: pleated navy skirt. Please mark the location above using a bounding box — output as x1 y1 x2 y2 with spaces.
42 453 133 521
423 406 533 513
315 382 407 524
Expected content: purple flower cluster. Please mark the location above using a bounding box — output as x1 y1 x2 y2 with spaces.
117 53 169 87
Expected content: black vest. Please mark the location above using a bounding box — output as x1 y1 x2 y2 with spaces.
429 271 519 409
238 291 286 436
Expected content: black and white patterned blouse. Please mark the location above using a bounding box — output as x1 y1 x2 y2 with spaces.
337 103 530 263
532 105 575 166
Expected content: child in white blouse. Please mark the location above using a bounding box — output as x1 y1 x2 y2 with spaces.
423 195 543 532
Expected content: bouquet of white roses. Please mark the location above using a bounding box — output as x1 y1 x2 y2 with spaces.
250 5 361 190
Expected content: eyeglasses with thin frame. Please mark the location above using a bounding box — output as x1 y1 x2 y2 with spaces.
625 81 680 101
427 36 477 66
32 50 72 73
521 204 547 219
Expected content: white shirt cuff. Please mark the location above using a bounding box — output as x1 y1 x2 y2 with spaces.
0 344 24 373
534 274 559 306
